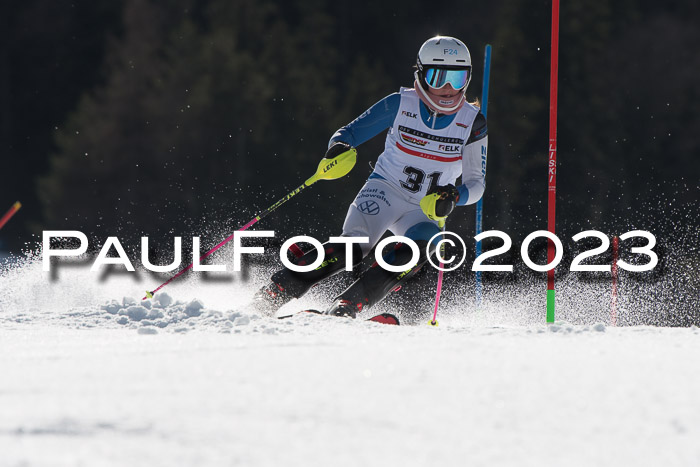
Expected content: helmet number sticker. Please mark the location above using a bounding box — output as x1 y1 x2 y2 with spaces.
400 166 442 193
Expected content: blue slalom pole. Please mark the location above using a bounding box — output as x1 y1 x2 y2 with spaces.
475 44 491 308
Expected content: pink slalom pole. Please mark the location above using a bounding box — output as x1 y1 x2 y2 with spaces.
611 236 619 326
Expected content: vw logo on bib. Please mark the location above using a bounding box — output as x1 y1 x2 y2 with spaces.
358 200 380 215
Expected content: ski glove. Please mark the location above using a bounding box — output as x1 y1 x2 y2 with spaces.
420 184 460 228
326 141 354 159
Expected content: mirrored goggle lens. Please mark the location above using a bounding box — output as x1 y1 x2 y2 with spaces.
424 68 470 90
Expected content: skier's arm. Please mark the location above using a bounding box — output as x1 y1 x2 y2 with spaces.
328 93 401 148
457 113 488 206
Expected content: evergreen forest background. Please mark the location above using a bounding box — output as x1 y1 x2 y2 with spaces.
1 0 698 274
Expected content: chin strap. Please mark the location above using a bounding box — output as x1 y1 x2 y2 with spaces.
413 74 466 114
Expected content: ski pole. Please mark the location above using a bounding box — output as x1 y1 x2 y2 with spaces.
429 236 446 327
0 201 22 231
142 149 357 300
430 267 444 326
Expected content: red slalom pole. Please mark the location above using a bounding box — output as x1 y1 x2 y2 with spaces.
610 236 619 326
0 202 22 231
546 0 560 323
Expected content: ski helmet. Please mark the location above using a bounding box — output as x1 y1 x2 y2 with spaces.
414 36 472 114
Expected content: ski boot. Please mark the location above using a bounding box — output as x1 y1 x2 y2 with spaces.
325 229 436 318
323 299 364 319
252 241 364 316
251 281 295 316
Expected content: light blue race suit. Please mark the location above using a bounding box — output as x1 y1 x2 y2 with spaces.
329 90 488 207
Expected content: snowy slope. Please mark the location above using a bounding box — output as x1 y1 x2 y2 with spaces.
1 254 699 467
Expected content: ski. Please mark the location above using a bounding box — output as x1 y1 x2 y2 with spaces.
367 313 400 325
278 309 399 325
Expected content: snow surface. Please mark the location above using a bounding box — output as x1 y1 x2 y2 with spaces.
1 253 699 466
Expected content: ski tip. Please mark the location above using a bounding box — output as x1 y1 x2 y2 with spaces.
277 309 322 320
368 313 400 326
302 309 323 315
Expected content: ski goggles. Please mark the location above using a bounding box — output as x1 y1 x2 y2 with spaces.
423 67 471 90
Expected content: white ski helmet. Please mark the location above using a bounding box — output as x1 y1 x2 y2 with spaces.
414 36 472 114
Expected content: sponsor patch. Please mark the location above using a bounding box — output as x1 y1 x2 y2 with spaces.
358 200 381 215
398 126 464 145
396 142 462 162
438 144 461 153
400 134 428 147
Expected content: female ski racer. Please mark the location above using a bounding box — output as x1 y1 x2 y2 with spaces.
253 35 488 318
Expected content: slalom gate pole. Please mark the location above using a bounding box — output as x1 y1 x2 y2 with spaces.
142 149 357 300
610 236 619 326
0 201 22 231
475 44 492 309
546 0 560 323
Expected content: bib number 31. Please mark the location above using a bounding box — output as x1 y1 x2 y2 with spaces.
400 166 441 193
